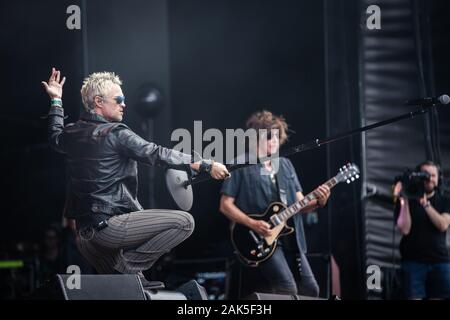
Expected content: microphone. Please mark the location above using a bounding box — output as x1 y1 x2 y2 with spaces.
405 94 450 106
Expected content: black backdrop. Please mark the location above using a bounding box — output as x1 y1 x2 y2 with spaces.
1 0 449 300
168 0 328 257
0 2 330 253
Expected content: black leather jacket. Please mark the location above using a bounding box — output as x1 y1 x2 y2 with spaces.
47 106 192 228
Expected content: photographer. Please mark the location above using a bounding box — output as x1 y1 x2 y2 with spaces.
393 161 450 299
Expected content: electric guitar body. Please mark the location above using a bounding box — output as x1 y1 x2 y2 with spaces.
231 202 294 267
230 163 360 267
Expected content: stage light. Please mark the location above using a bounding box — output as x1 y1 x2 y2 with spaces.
135 83 164 118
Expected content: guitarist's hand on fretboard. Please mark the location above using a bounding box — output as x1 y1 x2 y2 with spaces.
315 184 331 207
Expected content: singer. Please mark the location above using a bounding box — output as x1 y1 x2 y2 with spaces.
41 68 229 286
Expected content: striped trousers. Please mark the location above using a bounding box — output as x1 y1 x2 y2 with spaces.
77 209 195 274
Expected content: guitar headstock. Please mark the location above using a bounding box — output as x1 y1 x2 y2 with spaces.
336 163 360 184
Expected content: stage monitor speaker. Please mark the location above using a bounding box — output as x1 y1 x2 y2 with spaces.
35 274 147 300
247 292 327 300
144 290 187 300
176 280 209 300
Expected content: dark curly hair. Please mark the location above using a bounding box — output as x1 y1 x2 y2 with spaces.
245 110 289 145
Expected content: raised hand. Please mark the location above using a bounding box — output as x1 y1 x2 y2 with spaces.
42 67 66 99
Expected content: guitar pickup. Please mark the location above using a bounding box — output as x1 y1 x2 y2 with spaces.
270 215 282 226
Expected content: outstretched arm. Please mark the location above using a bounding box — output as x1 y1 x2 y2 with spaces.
42 68 67 153
114 127 230 179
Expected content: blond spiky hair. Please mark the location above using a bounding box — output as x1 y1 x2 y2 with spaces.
80 72 122 112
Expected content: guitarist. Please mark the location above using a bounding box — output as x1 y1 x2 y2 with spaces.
219 110 330 297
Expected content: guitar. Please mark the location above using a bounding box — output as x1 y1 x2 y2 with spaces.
230 163 360 266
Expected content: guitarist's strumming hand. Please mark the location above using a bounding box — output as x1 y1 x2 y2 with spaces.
249 219 273 237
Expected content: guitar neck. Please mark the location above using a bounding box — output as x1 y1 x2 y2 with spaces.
275 176 339 223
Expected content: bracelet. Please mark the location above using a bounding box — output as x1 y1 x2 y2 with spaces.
51 98 63 107
199 159 213 174
423 201 431 209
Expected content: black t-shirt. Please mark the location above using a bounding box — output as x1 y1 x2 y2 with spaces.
396 192 450 263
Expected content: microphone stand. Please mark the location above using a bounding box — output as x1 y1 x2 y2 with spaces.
185 100 445 187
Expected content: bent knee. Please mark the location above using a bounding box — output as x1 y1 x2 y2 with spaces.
174 211 195 233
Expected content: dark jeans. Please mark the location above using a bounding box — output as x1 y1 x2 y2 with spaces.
402 260 450 299
257 246 320 297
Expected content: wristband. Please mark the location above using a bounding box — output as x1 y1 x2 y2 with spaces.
199 159 213 174
51 98 63 107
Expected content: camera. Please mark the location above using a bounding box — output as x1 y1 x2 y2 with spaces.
394 169 430 199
